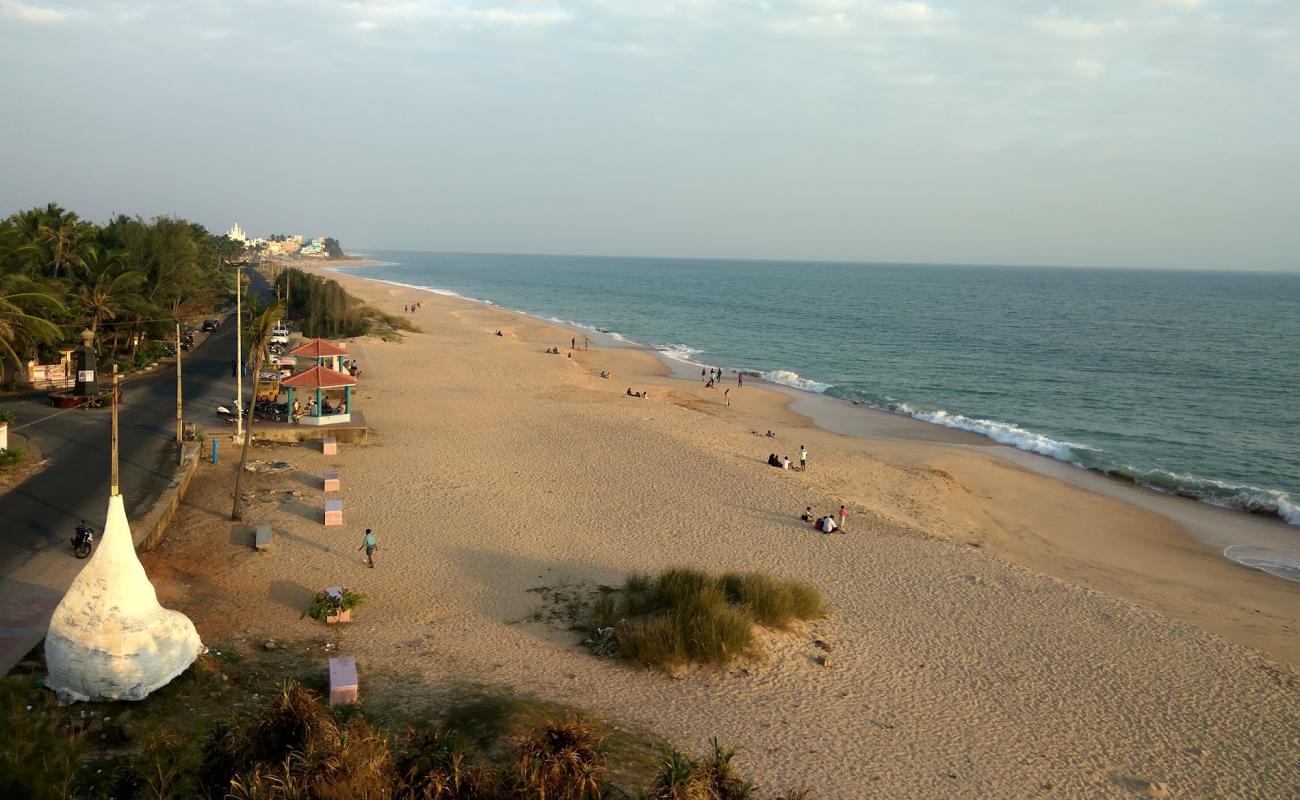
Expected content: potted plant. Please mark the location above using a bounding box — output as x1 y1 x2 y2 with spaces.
305 587 365 624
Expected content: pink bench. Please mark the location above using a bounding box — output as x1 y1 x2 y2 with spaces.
328 656 358 706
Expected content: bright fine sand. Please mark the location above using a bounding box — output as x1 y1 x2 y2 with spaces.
154 263 1300 799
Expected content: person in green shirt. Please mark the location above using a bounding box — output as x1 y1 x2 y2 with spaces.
360 528 378 568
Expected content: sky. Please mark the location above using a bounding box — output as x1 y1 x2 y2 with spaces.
0 0 1297 270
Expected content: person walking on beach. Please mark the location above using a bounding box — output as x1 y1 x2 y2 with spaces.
838 505 847 532
724 388 731 406
701 368 707 382
799 446 808 471
738 372 744 388
571 337 576 350
359 528 378 567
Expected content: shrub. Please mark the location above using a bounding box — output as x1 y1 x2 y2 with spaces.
513 718 606 800
0 446 24 469
395 728 498 799
585 570 824 670
305 588 366 622
201 681 395 799
645 740 756 800
0 409 14 424
720 573 824 630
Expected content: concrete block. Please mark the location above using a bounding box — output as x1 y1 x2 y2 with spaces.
323 471 340 492
254 525 272 550
328 656 358 706
322 437 337 455
324 499 343 526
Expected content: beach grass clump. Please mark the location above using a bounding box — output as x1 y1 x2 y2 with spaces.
646 739 760 800
720 572 825 630
514 718 607 800
201 680 396 798
395 727 499 799
587 569 825 670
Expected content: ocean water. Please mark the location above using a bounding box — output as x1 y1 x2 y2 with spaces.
339 252 1300 540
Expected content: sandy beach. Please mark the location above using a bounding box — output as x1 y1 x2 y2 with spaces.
151 262 1300 798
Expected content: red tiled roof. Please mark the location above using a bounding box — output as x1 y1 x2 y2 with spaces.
280 365 358 389
288 338 348 358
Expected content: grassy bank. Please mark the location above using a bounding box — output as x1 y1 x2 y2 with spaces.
1 639 810 799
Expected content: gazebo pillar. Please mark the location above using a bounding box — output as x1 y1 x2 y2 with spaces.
344 385 352 411
315 387 322 414
286 387 295 421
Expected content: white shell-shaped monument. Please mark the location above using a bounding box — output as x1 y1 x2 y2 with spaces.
45 493 203 703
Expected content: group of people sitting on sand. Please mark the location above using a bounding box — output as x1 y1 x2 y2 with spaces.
767 453 794 469
626 387 648 398
801 506 846 534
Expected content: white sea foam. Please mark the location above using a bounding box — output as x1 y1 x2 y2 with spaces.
656 343 704 364
759 370 832 393
1223 546 1300 583
897 405 1091 462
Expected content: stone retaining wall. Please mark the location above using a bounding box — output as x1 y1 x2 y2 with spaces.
132 442 202 552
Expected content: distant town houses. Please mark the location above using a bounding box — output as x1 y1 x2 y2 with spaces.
225 224 342 259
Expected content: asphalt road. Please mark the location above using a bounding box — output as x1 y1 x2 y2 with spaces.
0 266 271 671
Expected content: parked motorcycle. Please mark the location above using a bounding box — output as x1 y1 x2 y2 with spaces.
216 404 239 425
71 521 95 559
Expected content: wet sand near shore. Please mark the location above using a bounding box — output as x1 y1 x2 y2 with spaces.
152 262 1299 798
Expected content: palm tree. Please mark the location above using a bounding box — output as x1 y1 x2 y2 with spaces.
39 219 93 279
231 298 283 521
0 274 64 376
75 247 144 339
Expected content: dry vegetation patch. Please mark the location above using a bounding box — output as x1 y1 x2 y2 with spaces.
583 569 826 671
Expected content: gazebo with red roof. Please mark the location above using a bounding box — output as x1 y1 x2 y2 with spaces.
281 366 358 426
288 338 349 373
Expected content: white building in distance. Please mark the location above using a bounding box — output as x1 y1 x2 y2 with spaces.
226 222 247 243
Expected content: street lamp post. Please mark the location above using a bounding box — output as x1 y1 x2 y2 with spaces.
175 322 183 451
234 262 243 440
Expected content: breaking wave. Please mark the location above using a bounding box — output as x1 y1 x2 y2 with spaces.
759 370 832 393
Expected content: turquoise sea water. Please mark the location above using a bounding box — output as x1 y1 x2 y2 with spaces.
339 251 1300 532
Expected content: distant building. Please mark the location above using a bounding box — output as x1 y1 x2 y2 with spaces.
226 222 247 243
266 239 302 256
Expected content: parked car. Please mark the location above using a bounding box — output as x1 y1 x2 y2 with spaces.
202 318 220 332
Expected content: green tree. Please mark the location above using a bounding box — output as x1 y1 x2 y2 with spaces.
0 274 64 374
75 246 144 338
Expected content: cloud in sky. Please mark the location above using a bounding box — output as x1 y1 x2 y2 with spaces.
0 0 1297 269
0 0 68 23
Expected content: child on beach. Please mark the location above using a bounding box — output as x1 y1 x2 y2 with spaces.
359 529 378 568
839 505 847 532
800 446 808 470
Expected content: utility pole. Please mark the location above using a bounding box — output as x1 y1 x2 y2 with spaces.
234 263 243 440
175 322 183 452
110 366 120 496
